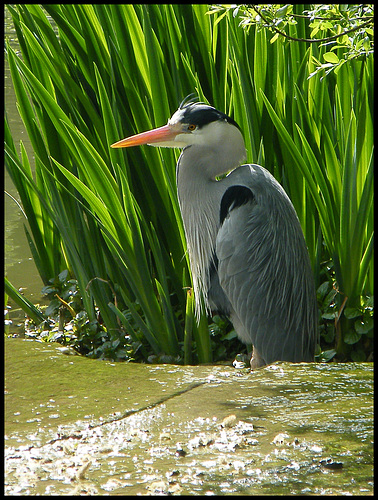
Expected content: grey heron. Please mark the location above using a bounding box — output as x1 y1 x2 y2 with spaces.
111 96 318 369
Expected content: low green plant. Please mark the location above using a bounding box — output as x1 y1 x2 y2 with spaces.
4 277 45 325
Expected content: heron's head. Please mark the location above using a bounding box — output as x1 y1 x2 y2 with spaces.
111 96 246 168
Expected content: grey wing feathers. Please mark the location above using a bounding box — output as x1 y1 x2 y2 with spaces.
215 170 317 364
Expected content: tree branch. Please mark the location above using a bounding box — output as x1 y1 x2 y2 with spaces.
250 5 373 44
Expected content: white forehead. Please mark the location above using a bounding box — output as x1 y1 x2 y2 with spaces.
168 107 186 126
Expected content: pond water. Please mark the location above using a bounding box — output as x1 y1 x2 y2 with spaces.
5 7 45 328
5 339 374 495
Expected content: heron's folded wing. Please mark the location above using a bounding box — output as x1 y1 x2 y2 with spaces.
216 193 314 364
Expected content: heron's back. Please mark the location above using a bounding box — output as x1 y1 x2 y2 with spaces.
211 164 318 364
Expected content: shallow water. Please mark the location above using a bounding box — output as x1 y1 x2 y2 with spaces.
5 338 373 495
5 7 47 338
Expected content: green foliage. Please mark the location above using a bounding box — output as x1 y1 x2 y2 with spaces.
22 270 144 362
4 4 373 364
211 4 374 77
4 277 45 325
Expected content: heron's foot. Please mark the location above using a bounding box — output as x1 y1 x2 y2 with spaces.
250 347 266 370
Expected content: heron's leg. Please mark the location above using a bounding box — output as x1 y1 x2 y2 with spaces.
228 311 266 369
250 346 266 370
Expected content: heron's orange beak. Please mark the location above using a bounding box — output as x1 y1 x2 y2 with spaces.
110 124 179 148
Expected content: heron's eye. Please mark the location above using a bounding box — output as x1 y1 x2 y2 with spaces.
187 124 197 131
